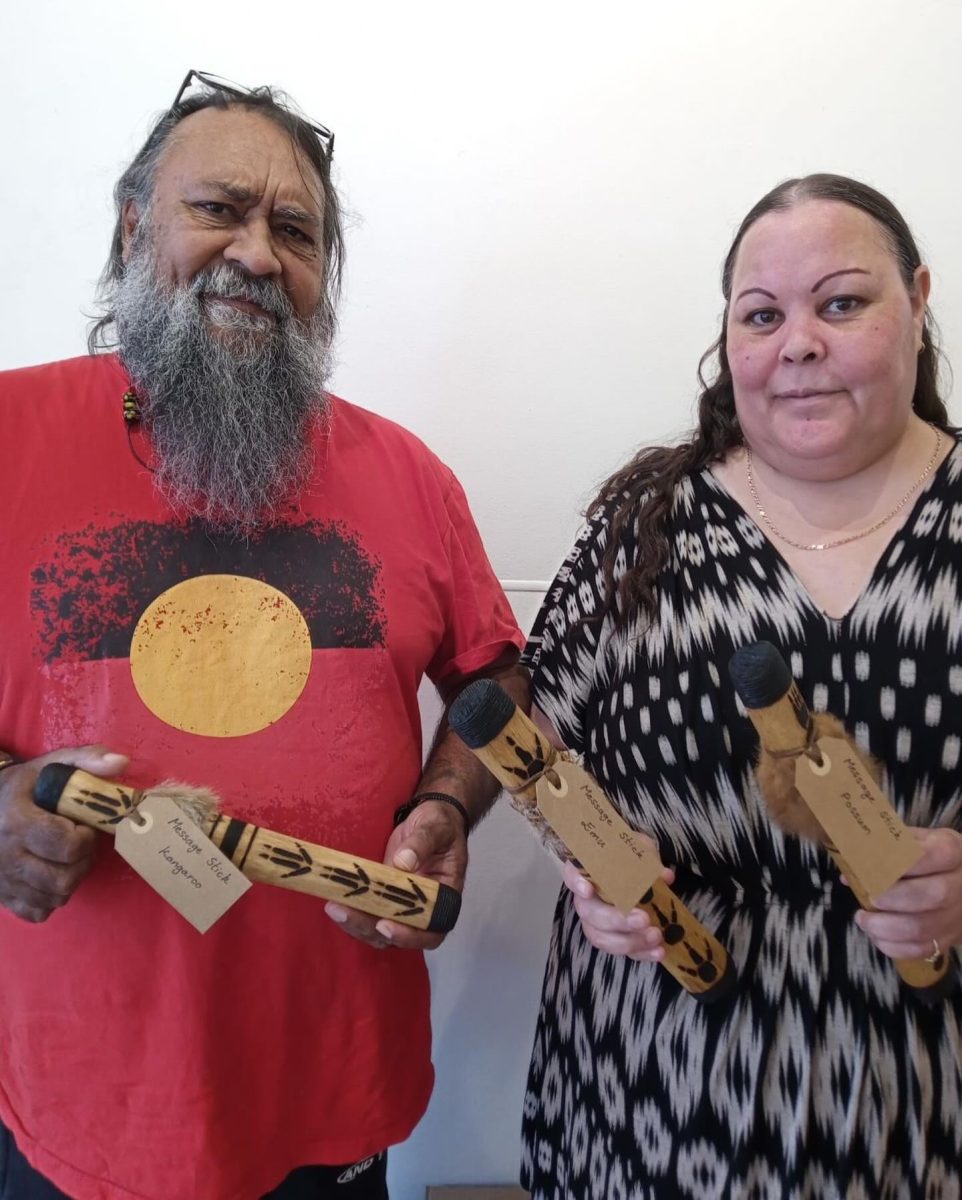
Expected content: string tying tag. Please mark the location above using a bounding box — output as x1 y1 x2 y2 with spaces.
766 714 823 765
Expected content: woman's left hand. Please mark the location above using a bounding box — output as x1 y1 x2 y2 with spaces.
856 826 962 960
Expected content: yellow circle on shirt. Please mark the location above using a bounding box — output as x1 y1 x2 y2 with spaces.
130 575 312 737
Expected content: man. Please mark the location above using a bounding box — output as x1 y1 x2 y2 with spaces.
0 72 526 1200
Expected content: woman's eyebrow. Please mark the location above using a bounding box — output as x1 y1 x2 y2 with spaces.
811 267 870 292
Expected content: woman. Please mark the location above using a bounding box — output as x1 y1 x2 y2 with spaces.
521 175 962 1199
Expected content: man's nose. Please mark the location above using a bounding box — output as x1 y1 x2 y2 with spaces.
222 219 282 278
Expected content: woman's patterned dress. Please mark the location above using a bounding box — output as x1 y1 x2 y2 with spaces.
521 446 962 1199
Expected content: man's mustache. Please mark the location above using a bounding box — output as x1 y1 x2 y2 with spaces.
188 265 292 323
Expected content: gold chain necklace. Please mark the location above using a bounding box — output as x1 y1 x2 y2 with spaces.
745 426 944 552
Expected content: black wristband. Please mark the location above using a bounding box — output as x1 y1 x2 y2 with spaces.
393 791 471 836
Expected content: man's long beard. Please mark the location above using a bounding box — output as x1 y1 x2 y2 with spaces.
114 246 333 535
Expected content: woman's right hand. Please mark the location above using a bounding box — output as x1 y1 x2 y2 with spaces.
563 858 674 962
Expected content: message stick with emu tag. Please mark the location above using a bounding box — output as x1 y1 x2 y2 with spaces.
447 679 735 1001
34 764 461 933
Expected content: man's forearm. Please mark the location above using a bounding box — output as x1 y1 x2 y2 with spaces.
415 660 530 829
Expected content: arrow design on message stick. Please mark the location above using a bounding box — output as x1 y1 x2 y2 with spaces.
76 787 133 825
259 841 314 879
371 878 427 918
317 862 372 898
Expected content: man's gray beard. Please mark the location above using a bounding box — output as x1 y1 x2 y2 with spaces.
114 247 333 535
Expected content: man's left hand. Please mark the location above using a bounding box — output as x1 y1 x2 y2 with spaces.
324 799 468 951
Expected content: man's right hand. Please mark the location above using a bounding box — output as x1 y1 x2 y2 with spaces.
0 747 128 923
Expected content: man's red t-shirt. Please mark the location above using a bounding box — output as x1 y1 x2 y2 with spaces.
0 355 523 1200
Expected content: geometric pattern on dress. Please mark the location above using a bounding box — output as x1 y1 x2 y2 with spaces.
521 443 962 1199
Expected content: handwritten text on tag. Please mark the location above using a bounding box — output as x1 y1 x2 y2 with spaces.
535 758 663 912
115 795 251 932
794 736 921 900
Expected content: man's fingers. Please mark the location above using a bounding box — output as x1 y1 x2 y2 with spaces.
325 903 447 951
0 746 120 920
14 848 96 898
0 869 75 920
374 919 444 952
38 746 129 777
325 903 391 949
22 815 97 864
0 895 56 924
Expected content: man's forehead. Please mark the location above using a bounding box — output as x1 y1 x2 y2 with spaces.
158 106 325 213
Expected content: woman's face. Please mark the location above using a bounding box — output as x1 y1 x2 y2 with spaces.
725 199 930 479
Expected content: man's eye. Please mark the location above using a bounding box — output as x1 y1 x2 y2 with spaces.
281 224 313 244
196 202 232 216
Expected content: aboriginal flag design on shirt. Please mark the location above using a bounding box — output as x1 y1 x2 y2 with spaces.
30 519 387 740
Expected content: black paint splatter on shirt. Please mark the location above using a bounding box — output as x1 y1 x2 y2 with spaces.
31 519 386 662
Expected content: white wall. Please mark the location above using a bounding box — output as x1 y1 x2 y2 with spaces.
3 1 962 1195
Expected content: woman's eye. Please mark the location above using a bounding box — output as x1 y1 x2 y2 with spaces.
747 309 779 328
824 296 862 315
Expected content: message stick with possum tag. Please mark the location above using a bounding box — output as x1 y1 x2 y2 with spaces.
34 764 461 933
728 641 954 1002
448 679 734 1001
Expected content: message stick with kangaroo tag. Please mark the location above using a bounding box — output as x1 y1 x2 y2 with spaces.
728 640 954 1002
34 764 461 933
447 679 735 1001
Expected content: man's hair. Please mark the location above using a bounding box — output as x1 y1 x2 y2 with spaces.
88 84 344 353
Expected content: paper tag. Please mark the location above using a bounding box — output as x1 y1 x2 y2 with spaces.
115 795 252 932
794 736 922 900
535 758 663 912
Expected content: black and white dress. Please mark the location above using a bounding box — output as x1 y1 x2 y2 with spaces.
520 447 962 1200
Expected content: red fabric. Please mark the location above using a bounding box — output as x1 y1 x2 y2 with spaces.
0 355 524 1200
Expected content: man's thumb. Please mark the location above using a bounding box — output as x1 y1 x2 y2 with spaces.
392 843 420 872
45 745 129 777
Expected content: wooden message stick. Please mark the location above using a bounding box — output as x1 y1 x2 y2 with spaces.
728 641 953 1001
34 764 461 934
447 680 734 1001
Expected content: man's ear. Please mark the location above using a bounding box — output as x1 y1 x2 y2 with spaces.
120 200 141 265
